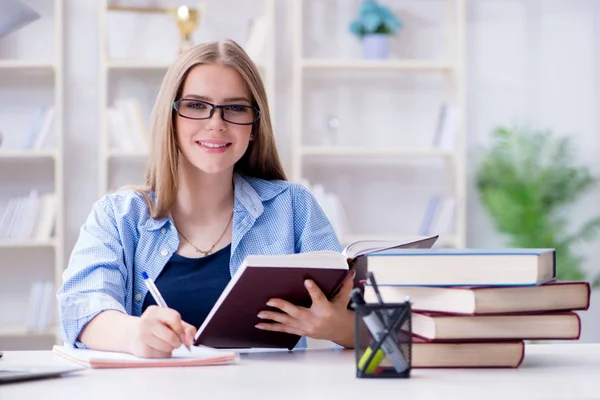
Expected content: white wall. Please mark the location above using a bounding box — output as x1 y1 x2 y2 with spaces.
1 0 599 345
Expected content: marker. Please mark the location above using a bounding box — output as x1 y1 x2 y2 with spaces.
351 288 409 374
141 271 191 352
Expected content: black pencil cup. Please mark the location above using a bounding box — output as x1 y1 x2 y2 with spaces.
353 301 412 379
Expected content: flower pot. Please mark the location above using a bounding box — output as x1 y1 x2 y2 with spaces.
362 34 390 59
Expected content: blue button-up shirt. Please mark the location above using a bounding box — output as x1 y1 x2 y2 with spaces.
57 173 342 349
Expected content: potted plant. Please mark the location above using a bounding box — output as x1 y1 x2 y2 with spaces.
349 0 402 59
475 125 600 287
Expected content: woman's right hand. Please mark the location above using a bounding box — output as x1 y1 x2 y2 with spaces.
128 305 197 358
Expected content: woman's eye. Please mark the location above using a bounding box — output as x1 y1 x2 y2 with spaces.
226 105 248 113
186 102 206 109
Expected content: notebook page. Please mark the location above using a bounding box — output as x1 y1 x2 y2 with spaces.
53 345 238 367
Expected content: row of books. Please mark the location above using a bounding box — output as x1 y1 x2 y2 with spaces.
0 191 56 240
26 280 55 332
106 98 149 153
362 247 590 368
5 106 55 150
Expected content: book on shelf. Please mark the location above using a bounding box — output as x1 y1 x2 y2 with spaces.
0 191 56 240
193 235 439 350
18 106 55 150
418 194 456 237
26 280 54 332
106 97 148 154
431 102 459 150
361 248 556 287
363 280 591 315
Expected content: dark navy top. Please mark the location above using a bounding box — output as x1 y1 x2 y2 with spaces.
142 244 232 328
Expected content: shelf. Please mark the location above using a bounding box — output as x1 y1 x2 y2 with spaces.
106 59 172 70
0 60 55 71
0 149 57 160
301 59 455 71
340 234 458 247
107 59 266 71
300 146 454 158
0 239 57 249
106 149 149 160
0 325 56 338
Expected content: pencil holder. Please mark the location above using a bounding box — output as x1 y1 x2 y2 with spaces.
353 301 412 379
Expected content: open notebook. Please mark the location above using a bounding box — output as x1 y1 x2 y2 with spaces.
52 345 239 369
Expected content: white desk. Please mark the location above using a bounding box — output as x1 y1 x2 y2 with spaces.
0 343 598 399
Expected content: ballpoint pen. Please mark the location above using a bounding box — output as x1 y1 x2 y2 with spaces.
141 271 191 352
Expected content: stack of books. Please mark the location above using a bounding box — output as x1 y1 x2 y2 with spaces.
361 248 591 368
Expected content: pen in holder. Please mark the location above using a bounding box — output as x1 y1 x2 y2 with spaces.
351 273 412 379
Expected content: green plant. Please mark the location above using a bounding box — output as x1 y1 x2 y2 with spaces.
349 0 402 39
475 125 600 287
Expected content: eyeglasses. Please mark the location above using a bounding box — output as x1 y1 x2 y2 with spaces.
173 98 260 125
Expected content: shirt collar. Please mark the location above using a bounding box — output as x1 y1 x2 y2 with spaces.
143 173 287 231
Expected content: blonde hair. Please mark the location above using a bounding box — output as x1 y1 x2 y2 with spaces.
131 39 287 219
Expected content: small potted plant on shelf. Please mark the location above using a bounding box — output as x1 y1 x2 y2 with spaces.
475 124 600 287
349 0 402 59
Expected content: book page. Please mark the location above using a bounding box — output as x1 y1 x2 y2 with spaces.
242 250 346 269
342 235 440 259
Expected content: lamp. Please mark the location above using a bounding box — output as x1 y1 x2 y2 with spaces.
107 3 204 53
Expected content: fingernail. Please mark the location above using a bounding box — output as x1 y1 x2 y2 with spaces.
305 280 313 288
266 301 276 307
255 324 264 329
257 312 267 318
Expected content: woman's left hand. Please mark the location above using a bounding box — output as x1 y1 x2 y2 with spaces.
255 271 356 348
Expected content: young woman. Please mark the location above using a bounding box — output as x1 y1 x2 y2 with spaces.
57 39 355 358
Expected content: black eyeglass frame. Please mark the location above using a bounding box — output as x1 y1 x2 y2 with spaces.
173 98 261 126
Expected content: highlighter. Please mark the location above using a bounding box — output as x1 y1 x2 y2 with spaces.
351 288 409 374
358 346 386 374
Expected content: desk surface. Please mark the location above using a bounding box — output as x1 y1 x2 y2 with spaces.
0 343 599 400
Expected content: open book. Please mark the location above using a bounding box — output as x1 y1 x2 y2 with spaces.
193 235 439 350
52 345 239 369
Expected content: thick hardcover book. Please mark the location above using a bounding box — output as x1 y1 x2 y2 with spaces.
362 248 556 286
363 280 591 315
193 235 439 350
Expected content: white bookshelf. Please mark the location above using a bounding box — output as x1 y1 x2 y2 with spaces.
0 0 64 345
290 0 467 249
97 0 277 196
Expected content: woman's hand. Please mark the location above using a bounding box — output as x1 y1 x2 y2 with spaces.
129 306 197 358
255 271 356 348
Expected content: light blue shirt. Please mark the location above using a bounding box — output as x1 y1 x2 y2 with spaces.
57 173 342 349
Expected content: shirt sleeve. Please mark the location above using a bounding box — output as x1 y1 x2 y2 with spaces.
290 183 347 351
56 197 128 348
291 183 343 254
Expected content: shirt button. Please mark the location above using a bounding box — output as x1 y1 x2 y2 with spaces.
135 293 142 301
160 227 167 233
160 248 169 257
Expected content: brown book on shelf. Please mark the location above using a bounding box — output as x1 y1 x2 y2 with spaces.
193 235 439 350
411 338 525 368
411 311 581 342
364 281 591 315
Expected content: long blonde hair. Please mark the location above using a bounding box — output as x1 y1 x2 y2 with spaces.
132 39 287 219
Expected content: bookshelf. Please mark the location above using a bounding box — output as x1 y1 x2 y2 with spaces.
0 0 64 346
290 0 467 249
97 0 277 196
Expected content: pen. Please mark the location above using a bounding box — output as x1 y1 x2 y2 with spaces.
351 288 409 374
141 271 191 352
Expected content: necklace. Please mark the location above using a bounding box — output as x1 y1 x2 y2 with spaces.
177 211 233 256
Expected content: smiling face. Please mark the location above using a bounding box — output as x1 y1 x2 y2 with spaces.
174 63 255 177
